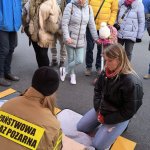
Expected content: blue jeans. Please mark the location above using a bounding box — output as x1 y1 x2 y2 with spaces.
77 108 129 150
0 31 17 77
66 45 84 74
85 27 102 70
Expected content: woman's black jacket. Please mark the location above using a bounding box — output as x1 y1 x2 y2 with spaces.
94 71 143 124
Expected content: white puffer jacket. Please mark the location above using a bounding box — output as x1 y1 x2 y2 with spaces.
117 0 145 42
62 0 98 48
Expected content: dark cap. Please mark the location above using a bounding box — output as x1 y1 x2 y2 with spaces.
32 66 59 96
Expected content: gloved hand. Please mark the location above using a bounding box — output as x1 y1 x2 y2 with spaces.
113 23 120 31
97 112 104 124
136 38 142 43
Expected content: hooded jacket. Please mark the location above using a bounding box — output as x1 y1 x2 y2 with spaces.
0 87 62 150
62 0 98 48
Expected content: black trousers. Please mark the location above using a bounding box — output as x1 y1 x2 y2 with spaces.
85 27 102 70
32 41 49 68
0 30 17 77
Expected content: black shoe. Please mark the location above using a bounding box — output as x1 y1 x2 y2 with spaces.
0 78 11 86
5 73 20 81
59 61 65 67
51 60 58 67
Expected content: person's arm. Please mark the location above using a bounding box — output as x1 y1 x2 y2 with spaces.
61 3 72 42
107 0 118 25
93 73 104 112
104 76 143 124
88 6 98 41
136 2 145 40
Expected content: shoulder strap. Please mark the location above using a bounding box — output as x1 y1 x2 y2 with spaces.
118 5 131 24
71 3 73 14
88 5 90 15
94 0 105 20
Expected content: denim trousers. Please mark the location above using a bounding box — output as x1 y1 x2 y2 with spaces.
66 45 84 74
85 27 102 70
32 41 49 68
118 38 135 61
0 30 17 77
77 108 129 150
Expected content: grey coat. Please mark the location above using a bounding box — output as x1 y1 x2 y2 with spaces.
62 0 98 48
117 0 145 42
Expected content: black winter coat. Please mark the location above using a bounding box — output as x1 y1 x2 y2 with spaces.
94 71 143 124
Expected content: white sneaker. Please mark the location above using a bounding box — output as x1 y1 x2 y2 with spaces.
60 67 67 81
70 74 76 85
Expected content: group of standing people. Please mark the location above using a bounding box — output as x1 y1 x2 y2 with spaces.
0 0 148 87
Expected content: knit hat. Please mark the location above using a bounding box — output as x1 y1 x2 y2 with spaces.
99 22 111 39
32 66 59 96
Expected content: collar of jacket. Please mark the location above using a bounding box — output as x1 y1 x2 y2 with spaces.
121 0 139 9
23 87 45 101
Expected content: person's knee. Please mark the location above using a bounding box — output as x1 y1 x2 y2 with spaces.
76 59 83 65
77 121 86 132
0 47 9 57
92 139 109 150
77 122 83 131
9 49 14 54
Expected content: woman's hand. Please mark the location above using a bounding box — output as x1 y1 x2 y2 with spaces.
97 112 104 124
66 38 73 44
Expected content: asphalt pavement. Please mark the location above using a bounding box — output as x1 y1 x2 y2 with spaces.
0 31 150 150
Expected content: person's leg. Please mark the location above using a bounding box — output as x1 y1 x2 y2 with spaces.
0 31 10 78
66 46 77 84
144 63 150 79
32 41 49 67
77 108 100 133
92 120 129 150
51 47 58 66
4 32 19 81
4 32 17 74
95 44 102 71
118 38 125 46
66 45 76 75
124 39 135 61
75 47 84 66
59 35 67 67
0 31 11 86
85 27 95 71
148 63 150 75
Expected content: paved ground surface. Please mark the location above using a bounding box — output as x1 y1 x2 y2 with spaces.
0 31 150 150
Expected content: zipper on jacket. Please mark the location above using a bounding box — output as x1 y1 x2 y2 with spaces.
76 7 83 47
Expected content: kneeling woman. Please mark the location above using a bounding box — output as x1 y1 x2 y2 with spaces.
77 44 143 150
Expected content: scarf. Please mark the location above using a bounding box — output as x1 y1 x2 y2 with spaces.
124 0 135 7
105 67 122 78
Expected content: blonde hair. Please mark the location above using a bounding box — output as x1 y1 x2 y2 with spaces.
104 43 137 75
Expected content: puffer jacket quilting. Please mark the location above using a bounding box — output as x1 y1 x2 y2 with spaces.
117 0 145 42
62 0 98 48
